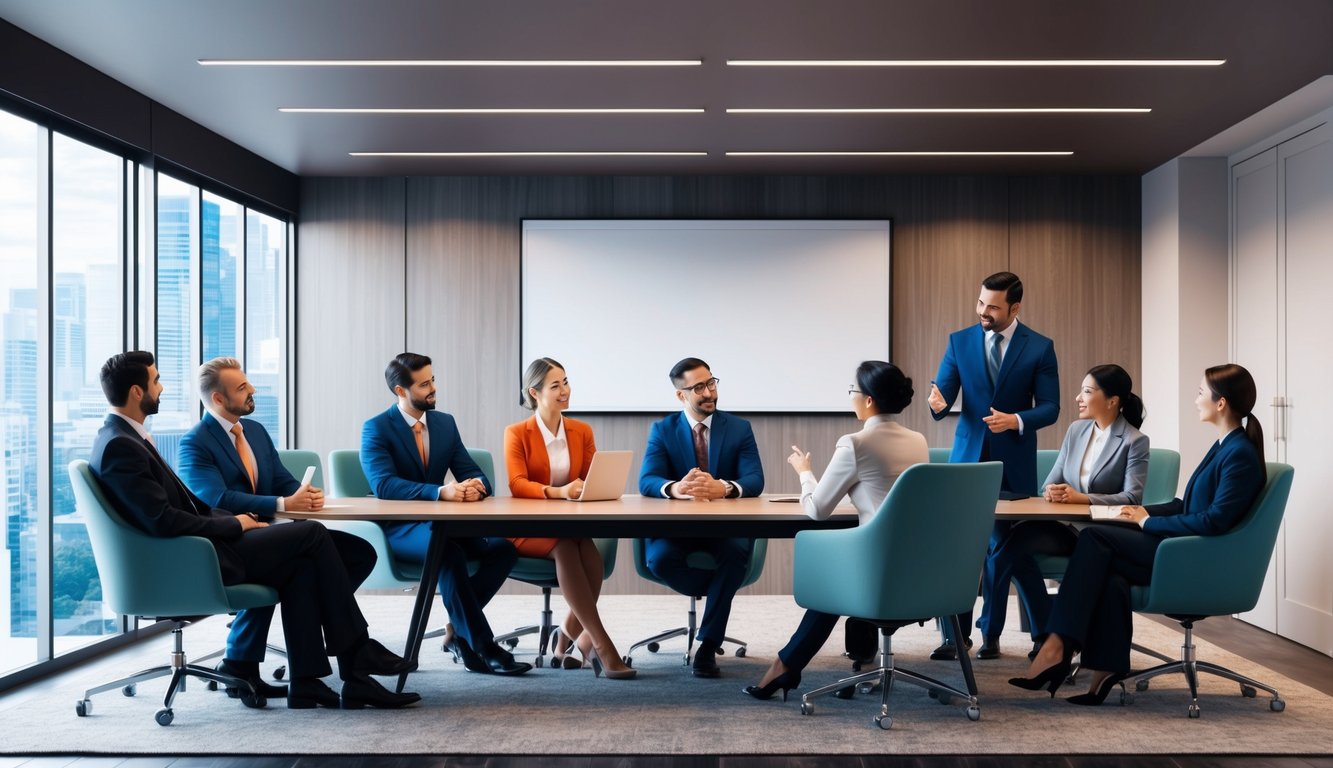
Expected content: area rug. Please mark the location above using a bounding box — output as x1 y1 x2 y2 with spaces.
3 595 1331 755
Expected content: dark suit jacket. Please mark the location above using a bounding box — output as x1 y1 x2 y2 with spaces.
178 415 299 519
89 414 246 582
638 410 764 498
1143 428 1264 538
1043 414 1150 506
931 321 1061 494
360 405 493 501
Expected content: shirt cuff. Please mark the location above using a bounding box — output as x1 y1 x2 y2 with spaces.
275 496 284 513
728 481 742 498
1016 413 1026 435
440 484 455 501
798 470 817 486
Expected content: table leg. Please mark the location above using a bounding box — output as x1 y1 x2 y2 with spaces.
397 521 445 693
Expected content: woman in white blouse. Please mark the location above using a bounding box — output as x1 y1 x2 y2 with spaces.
980 363 1149 655
744 361 928 701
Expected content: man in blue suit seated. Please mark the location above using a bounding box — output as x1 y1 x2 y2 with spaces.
638 357 764 678
178 357 378 704
928 271 1060 661
361 352 529 676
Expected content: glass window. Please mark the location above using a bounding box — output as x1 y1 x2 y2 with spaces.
202 191 242 363
0 109 42 673
245 211 286 444
154 175 200 469
50 132 124 651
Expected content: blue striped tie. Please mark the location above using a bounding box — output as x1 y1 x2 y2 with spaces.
987 333 1003 384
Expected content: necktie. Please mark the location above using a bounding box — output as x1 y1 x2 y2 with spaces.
231 423 257 491
987 332 1003 384
412 421 428 469
693 422 709 473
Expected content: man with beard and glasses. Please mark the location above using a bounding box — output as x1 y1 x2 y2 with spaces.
927 271 1060 662
89 352 420 710
638 357 764 678
178 357 379 704
359 352 529 676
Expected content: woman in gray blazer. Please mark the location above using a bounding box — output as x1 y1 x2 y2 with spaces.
743 361 929 702
982 364 1149 655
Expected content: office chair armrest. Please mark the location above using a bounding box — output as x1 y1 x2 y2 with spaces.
110 533 236 616
1137 533 1266 615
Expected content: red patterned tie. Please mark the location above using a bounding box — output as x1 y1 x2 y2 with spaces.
693 422 709 473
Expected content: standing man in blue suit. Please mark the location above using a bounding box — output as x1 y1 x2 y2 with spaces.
928 271 1060 660
639 358 764 677
178 357 378 705
360 352 530 676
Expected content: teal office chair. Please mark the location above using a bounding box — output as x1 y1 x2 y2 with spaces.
69 460 279 726
624 538 768 666
1119 462 1294 718
794 462 1003 729
1035 448 1059 490
928 447 951 464
277 448 324 489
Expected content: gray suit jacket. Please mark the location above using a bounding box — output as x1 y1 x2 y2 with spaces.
798 416 930 522
1042 414 1149 506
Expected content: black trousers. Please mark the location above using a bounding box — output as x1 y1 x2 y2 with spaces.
221 520 370 679
1045 524 1162 673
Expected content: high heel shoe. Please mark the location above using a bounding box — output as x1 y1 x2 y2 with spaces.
549 628 583 670
586 645 636 680
1008 645 1075 697
1066 672 1127 706
742 670 802 702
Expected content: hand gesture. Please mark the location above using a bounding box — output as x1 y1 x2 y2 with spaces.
928 383 947 414
787 445 812 474
237 513 268 532
983 407 1018 433
284 483 325 512
1117 505 1148 523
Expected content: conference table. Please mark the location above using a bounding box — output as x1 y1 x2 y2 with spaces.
282 494 1092 690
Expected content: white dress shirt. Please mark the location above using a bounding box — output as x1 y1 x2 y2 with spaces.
536 415 571 488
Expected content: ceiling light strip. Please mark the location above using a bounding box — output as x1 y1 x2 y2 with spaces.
726 59 1224 67
283 108 704 114
725 151 1073 156
726 107 1149 114
350 151 708 157
201 59 702 67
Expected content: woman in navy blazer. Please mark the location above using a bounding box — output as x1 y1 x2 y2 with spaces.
979 364 1150 655
1010 364 1266 705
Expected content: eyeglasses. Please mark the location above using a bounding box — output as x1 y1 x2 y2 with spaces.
680 377 720 395
848 387 864 396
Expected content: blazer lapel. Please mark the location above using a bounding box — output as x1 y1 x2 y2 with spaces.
388 407 425 481
204 416 249 480
994 325 1028 391
673 412 697 471
564 419 583 478
1088 417 1125 486
971 326 994 396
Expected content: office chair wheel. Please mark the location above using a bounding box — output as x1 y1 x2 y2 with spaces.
734 646 746 658
534 656 545 668
155 708 175 726
505 638 519 649
240 692 268 709
75 699 91 717
1187 703 1200 719
800 701 814 716
936 692 955 706
273 665 286 680
622 656 633 667
1136 679 1150 692
856 681 876 695
646 642 660 653
874 710 893 730
122 684 136 697
1270 698 1286 712
966 705 981 721
1241 685 1257 698
207 680 218 691
1119 690 1132 706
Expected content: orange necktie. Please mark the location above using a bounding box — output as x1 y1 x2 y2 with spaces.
231 423 257 491
412 421 428 469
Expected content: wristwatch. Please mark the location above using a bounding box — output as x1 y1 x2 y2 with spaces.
722 480 737 498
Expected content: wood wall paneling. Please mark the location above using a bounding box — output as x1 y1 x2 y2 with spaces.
300 174 1141 595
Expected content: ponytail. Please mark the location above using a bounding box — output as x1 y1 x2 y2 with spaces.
1086 364 1146 430
1120 391 1146 430
1204 363 1266 478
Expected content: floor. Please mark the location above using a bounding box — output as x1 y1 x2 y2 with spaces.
2 613 1331 767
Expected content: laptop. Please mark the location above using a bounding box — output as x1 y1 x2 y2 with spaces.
572 450 634 502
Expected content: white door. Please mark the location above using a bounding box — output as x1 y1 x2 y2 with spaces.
1277 122 1333 654
1231 147 1280 632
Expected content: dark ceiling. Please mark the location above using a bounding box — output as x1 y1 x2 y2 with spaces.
2 0 1331 176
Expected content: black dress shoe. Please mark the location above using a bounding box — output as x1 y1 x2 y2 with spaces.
976 637 1002 660
345 638 417 677
692 642 721 678
217 659 288 700
1028 641 1043 661
287 677 341 709
479 641 532 676
340 673 422 709
929 637 973 661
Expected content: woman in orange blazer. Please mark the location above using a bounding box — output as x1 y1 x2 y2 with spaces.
504 357 634 679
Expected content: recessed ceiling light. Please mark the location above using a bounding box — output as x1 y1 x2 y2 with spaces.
349 151 708 157
201 59 702 67
725 151 1073 156
283 108 705 114
726 107 1150 114
726 59 1224 67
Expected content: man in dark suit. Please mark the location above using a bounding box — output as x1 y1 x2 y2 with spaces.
928 271 1061 660
360 352 529 676
177 357 377 702
89 351 419 709
638 357 765 677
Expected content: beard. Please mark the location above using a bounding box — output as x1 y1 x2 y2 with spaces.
141 393 160 416
224 395 256 418
410 396 436 412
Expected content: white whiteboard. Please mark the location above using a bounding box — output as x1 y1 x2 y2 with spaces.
520 219 891 412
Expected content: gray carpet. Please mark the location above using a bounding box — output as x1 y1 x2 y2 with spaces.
4 594 1332 755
